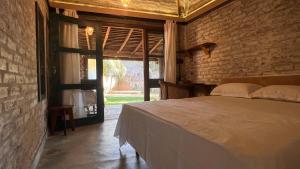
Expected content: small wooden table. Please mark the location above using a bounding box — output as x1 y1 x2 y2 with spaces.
49 105 75 136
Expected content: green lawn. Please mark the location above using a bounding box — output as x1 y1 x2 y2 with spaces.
104 95 158 105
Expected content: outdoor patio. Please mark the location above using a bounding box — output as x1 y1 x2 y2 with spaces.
104 104 122 120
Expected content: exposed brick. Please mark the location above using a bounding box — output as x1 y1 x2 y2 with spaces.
9 86 20 96
14 54 22 64
3 73 15 83
7 38 17 51
3 99 14 112
0 47 13 60
181 0 300 83
8 62 18 73
274 64 294 71
16 75 25 84
0 58 7 70
18 48 25 55
0 31 7 44
0 87 8 99
0 0 48 168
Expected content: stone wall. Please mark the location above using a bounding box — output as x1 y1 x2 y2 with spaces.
0 0 48 169
180 0 300 84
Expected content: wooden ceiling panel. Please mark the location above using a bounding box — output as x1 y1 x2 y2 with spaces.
49 0 227 21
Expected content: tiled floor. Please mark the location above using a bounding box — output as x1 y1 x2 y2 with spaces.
38 105 149 169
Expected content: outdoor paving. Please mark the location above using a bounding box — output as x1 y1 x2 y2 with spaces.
104 105 122 120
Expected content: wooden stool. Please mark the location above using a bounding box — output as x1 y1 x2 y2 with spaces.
49 105 75 136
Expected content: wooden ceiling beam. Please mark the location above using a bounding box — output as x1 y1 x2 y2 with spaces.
118 28 134 53
102 26 111 49
149 38 163 54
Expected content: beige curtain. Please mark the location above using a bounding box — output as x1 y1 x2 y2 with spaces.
164 20 177 83
60 10 83 116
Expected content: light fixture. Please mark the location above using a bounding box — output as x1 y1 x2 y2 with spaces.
121 0 130 7
85 26 94 36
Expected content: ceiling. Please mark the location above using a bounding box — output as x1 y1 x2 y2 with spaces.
49 0 227 21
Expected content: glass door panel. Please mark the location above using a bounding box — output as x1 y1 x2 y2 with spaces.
54 13 104 125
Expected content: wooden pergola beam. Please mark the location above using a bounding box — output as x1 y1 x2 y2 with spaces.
103 50 163 60
104 50 141 58
132 40 143 54
102 26 111 49
118 28 134 53
85 30 90 50
149 38 163 54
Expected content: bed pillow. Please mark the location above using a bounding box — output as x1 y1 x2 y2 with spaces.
251 85 300 102
210 83 262 98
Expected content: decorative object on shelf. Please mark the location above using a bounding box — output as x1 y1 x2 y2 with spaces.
177 42 216 57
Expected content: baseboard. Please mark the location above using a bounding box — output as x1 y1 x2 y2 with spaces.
31 132 47 169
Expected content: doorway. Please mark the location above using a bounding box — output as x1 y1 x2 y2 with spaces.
50 13 104 125
99 26 164 119
50 12 164 125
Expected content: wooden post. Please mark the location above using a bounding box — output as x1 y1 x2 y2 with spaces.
96 23 105 123
143 29 150 101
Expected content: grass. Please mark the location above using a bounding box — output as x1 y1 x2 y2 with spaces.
104 95 159 105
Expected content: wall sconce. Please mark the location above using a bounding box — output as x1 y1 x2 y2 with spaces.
85 26 94 36
122 0 130 7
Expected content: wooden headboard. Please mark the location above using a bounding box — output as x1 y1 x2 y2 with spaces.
221 75 300 86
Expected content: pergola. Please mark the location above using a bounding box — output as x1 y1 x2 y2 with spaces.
79 26 164 60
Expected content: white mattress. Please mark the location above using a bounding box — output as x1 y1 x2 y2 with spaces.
114 96 300 169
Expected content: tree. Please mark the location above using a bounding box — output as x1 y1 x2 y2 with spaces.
103 60 126 93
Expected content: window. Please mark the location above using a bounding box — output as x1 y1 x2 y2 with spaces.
88 58 97 80
36 2 46 101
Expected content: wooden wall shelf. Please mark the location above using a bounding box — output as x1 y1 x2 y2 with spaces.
177 42 216 57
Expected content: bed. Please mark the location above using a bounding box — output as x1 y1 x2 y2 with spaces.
114 75 300 169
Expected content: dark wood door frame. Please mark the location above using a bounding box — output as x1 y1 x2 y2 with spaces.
142 29 150 101
143 30 164 101
49 13 104 125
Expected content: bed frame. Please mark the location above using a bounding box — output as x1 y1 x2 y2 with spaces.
221 75 300 86
135 75 300 158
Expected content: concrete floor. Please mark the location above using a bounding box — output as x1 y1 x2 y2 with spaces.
104 105 123 120
38 105 149 169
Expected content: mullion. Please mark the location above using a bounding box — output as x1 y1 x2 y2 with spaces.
56 14 98 27
57 47 97 56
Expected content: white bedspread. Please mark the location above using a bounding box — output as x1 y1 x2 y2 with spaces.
114 96 300 169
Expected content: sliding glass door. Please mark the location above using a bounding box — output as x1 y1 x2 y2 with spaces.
50 13 104 125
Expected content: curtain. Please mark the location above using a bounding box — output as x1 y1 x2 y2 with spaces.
164 20 177 83
60 10 84 116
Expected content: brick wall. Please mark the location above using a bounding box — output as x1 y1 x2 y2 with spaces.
0 0 48 169
180 0 300 84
